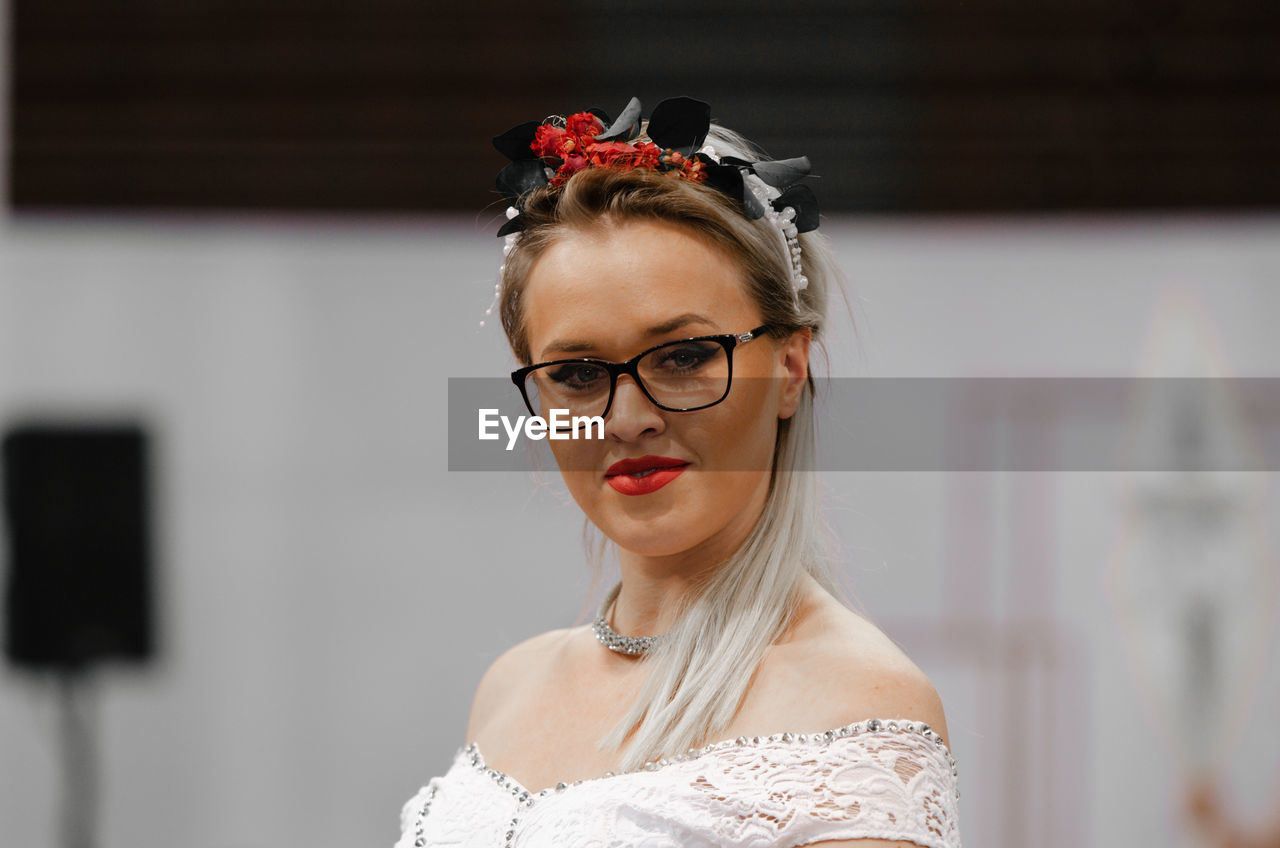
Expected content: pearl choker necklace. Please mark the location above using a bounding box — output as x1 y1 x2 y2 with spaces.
592 582 663 656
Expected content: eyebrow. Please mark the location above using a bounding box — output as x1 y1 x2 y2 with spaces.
540 313 721 358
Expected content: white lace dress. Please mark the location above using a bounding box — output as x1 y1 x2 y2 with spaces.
395 718 962 848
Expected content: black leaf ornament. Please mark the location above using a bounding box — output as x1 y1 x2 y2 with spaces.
772 184 820 233
646 97 711 157
750 156 811 189
492 121 541 162
594 97 643 142
496 159 549 205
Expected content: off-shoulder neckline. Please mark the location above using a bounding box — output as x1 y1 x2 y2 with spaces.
459 717 957 802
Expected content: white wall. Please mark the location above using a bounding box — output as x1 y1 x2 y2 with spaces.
1 212 1278 848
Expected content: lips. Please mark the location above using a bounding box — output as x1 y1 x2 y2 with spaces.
605 455 689 496
606 455 688 478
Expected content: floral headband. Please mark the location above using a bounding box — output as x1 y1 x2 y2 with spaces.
483 96 819 324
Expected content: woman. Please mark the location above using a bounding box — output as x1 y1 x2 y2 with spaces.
398 97 962 848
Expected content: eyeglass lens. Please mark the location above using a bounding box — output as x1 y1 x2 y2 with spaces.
523 338 731 418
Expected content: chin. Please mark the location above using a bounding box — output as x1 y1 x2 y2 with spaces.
573 467 771 557
606 524 708 558
590 501 715 558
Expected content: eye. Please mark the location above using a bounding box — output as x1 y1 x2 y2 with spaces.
653 342 719 373
547 362 607 391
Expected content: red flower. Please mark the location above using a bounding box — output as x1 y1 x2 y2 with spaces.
681 157 708 182
532 113 605 163
529 110 705 186
656 150 706 182
532 125 574 160
565 111 604 138
550 154 589 185
589 140 662 170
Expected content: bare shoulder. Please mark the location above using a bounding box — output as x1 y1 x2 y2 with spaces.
464 626 581 741
749 586 951 749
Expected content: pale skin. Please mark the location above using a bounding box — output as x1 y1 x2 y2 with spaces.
468 219 950 848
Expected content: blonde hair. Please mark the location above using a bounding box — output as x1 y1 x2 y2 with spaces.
498 124 847 770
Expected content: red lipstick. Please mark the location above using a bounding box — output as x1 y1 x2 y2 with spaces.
605 455 689 496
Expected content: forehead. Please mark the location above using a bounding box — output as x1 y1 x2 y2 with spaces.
522 220 761 359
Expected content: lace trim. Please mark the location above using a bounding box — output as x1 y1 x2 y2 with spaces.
404 719 961 848
463 717 958 803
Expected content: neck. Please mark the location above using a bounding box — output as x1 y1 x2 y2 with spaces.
609 475 770 638
607 562 706 638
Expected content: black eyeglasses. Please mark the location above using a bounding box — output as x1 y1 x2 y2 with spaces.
511 325 773 420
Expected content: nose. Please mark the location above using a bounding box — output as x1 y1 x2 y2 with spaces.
604 375 666 443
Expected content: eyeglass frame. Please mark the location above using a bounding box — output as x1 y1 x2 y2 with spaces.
510 324 775 419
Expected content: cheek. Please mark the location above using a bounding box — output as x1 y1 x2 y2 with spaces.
547 439 605 511
700 385 780 468
545 429 601 470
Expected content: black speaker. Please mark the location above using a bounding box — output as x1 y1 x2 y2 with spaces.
3 423 155 669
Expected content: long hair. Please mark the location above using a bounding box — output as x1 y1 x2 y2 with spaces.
498 124 848 771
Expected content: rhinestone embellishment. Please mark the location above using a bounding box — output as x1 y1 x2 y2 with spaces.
591 581 663 656
411 784 439 848
447 715 961 845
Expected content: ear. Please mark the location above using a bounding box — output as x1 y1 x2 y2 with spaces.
777 327 811 420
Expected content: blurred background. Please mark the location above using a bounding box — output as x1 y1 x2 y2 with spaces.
2 1 1279 847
